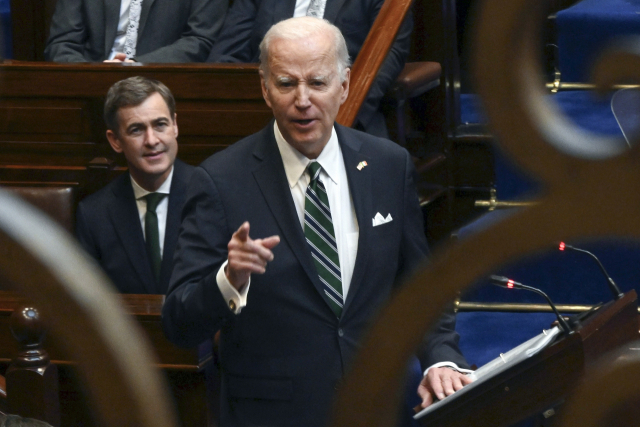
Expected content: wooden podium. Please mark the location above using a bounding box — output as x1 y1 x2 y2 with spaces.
417 291 639 427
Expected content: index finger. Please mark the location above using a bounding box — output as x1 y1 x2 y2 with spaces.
233 222 250 242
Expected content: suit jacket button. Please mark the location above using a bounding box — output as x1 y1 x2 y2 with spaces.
228 300 236 311
338 328 344 337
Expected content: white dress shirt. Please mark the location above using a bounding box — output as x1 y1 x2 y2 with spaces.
217 122 359 313
108 0 132 60
130 167 173 256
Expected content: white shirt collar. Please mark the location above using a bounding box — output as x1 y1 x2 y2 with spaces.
273 121 340 188
131 167 174 200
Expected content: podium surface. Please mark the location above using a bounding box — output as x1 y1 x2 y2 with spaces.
418 291 639 427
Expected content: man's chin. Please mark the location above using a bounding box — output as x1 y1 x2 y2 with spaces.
139 160 172 177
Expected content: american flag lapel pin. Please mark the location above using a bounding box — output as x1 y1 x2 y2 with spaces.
357 161 368 170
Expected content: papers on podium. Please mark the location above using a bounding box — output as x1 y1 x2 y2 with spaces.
414 326 562 420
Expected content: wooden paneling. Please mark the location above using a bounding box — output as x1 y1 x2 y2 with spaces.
0 63 273 197
0 292 200 369
0 292 209 426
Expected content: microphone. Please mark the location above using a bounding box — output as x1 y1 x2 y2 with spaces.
489 275 572 335
559 242 624 300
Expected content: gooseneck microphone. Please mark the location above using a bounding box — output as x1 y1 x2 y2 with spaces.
559 242 624 300
489 275 572 335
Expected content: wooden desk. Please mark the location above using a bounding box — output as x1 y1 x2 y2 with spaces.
0 291 211 427
0 62 273 197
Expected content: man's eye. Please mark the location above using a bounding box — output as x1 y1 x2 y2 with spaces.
311 81 325 87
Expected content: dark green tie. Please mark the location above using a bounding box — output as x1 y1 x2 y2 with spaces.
304 162 343 317
145 193 164 282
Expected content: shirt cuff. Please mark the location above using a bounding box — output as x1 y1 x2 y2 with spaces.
216 260 250 314
423 361 475 378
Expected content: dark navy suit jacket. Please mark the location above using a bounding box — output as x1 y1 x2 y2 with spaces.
162 124 466 427
45 0 227 62
76 159 195 294
207 0 413 136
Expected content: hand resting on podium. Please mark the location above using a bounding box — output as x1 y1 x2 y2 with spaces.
417 366 474 408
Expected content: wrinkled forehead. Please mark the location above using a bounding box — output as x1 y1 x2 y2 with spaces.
267 36 338 77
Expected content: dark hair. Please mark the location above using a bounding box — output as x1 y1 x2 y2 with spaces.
103 76 176 134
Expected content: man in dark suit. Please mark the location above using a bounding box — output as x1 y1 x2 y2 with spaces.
163 17 469 427
207 0 412 137
45 0 227 63
76 76 195 294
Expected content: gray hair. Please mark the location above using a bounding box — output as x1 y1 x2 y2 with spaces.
259 17 351 82
104 76 176 135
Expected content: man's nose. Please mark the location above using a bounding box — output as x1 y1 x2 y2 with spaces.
294 84 311 108
145 127 160 145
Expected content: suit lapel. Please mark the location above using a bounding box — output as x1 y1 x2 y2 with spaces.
160 160 187 294
336 126 372 314
138 0 157 41
104 0 121 57
108 174 156 294
251 128 326 297
322 0 348 23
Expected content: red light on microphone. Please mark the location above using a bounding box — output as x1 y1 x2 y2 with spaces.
559 242 565 251
507 280 515 289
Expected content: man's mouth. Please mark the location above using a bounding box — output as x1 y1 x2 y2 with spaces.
144 151 165 158
293 119 315 126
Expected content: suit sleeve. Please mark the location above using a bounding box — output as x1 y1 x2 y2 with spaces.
162 167 235 348
206 0 258 63
44 0 91 62
356 4 413 131
136 0 228 63
397 150 469 371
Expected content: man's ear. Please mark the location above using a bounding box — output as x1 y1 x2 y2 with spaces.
259 70 272 109
106 130 123 153
340 68 351 105
172 113 178 139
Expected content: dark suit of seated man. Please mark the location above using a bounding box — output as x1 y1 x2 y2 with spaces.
45 0 228 63
206 0 412 138
163 17 471 427
76 77 195 294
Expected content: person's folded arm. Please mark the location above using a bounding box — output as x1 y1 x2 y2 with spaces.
206 0 259 63
355 4 413 130
45 0 91 62
136 0 228 63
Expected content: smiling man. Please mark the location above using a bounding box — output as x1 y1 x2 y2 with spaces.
76 76 194 294
163 17 469 427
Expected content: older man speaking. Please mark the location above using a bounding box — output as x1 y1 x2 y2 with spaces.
163 17 470 427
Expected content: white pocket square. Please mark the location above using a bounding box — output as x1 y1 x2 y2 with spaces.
372 212 393 227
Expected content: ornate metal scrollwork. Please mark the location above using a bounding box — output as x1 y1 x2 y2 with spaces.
0 192 177 427
330 0 640 426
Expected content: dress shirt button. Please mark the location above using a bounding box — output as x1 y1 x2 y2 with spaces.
228 300 236 311
338 328 344 337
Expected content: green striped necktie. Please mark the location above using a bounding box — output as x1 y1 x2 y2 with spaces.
304 162 343 317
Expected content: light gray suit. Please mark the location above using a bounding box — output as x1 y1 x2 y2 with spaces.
45 0 228 62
